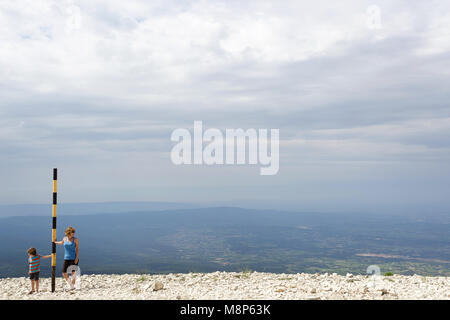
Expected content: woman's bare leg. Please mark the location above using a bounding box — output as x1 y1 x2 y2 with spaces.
62 272 74 289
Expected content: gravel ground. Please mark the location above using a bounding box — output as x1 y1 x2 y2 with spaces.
1 272 449 300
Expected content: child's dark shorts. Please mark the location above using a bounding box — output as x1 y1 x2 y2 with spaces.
29 272 40 280
62 259 79 273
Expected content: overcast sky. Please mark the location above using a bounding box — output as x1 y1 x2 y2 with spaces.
1 0 449 214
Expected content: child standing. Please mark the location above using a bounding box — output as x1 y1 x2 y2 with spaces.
27 247 51 294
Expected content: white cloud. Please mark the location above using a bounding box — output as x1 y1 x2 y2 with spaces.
1 1 450 207
1 0 447 101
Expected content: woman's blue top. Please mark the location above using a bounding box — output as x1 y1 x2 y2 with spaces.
63 237 77 260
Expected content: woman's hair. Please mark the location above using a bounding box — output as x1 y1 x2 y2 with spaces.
27 247 37 255
65 226 76 236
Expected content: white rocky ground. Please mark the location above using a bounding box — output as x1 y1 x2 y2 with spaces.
0 272 448 300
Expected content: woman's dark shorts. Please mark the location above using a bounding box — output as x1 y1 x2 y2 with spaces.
62 259 79 273
29 272 40 280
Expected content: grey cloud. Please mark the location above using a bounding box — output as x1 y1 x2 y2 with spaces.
1 1 450 211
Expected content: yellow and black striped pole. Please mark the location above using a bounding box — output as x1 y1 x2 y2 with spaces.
51 168 57 292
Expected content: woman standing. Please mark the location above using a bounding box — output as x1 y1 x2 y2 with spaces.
55 226 79 290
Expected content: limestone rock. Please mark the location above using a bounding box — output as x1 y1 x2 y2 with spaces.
153 281 164 291
0 272 448 300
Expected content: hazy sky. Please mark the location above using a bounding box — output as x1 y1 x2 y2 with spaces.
1 1 449 213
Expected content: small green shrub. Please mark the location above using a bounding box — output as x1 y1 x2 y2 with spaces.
241 266 252 274
136 275 147 282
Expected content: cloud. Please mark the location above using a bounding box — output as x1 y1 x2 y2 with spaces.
0 0 449 210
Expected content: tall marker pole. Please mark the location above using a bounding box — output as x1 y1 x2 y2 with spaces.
51 168 57 292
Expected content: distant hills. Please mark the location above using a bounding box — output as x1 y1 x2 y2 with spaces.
0 201 199 217
0 206 448 278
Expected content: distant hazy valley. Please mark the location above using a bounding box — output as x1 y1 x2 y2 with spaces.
0 204 448 278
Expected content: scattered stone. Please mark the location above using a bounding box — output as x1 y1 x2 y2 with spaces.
144 283 152 291
153 281 164 291
0 272 448 300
